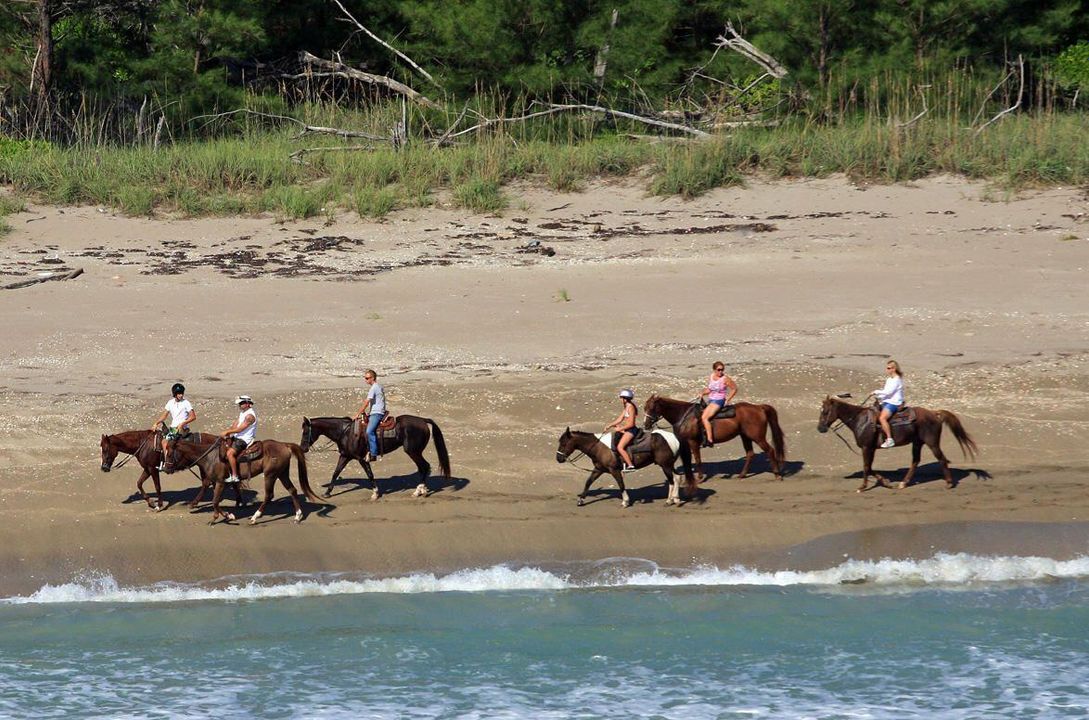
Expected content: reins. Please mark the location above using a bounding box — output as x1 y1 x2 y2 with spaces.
109 431 153 470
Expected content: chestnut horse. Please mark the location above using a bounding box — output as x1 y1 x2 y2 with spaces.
100 429 223 511
299 415 450 500
817 395 978 491
169 437 324 524
555 427 690 507
643 394 786 484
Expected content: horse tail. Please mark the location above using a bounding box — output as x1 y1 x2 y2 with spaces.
290 443 325 504
426 419 451 479
764 404 787 463
938 410 978 460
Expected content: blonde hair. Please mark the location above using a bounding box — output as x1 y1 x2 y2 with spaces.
886 359 902 376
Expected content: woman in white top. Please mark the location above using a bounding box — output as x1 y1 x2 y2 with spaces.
221 395 258 483
875 360 904 448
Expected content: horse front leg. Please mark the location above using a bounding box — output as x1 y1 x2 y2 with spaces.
211 480 236 524
325 454 350 498
135 468 152 508
578 469 603 507
692 443 706 483
149 468 164 511
612 469 630 508
859 447 875 492
900 440 923 489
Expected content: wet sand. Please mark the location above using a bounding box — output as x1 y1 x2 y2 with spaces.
0 175 1087 595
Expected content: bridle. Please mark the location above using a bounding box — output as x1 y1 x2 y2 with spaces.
302 418 343 453
168 436 223 474
104 432 152 471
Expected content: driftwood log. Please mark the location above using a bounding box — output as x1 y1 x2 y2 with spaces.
2 267 83 290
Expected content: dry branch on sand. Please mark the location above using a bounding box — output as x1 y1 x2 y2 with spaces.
2 268 83 290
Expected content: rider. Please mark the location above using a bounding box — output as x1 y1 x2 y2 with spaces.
875 359 904 449
699 361 738 448
151 382 195 469
221 395 258 483
354 369 386 463
605 389 639 472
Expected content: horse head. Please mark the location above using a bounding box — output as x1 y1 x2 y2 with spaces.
817 396 838 433
555 426 575 463
642 394 660 430
100 434 116 472
299 417 312 452
162 437 180 474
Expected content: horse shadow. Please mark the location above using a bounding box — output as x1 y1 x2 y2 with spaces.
122 484 259 511
578 482 716 507
695 457 806 480
847 462 993 489
326 472 470 499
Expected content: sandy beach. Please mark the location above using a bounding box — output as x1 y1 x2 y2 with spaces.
0 175 1087 595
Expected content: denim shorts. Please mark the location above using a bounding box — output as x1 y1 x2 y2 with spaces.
881 402 900 414
707 399 725 408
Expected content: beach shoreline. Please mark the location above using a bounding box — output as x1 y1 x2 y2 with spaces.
1 176 1087 596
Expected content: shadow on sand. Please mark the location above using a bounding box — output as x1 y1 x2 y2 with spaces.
847 462 993 489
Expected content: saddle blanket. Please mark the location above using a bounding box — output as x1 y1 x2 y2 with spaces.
597 429 680 456
889 406 916 426
707 403 736 420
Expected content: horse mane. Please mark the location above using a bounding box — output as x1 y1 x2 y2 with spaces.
308 416 353 423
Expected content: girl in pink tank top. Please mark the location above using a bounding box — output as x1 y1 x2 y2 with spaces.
700 362 737 447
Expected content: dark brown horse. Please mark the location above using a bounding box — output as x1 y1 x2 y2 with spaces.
170 437 324 524
817 395 978 491
643 394 786 484
555 427 690 507
100 429 224 511
299 415 450 500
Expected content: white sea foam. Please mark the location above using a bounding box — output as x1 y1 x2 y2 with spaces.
7 552 1089 605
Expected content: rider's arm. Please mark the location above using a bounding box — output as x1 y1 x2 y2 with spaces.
151 410 168 431
355 399 370 419
724 375 738 403
182 409 196 429
221 414 253 437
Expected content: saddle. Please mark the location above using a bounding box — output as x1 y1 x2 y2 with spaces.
701 401 736 420
610 429 647 453
221 440 264 464
858 406 916 445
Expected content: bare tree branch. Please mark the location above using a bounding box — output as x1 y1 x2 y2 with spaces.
188 107 391 141
975 55 1024 135
289 145 378 162
715 22 788 79
441 103 708 141
329 0 438 87
295 52 439 109
897 85 930 128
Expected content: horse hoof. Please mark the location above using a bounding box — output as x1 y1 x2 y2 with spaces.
897 481 907 490
226 513 236 522
370 492 380 502
577 498 585 507
294 510 303 523
154 504 164 513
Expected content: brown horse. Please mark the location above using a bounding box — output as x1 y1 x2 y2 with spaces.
555 427 690 507
299 415 450 500
817 395 978 491
643 394 786 484
170 437 324 524
100 429 224 511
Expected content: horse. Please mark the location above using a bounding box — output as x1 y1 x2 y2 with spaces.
100 429 225 511
643 394 786 485
169 436 324 524
817 395 978 491
555 427 691 507
299 415 450 500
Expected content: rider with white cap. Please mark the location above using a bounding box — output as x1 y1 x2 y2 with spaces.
604 388 639 472
221 395 257 484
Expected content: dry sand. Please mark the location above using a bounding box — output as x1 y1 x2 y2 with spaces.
0 175 1087 594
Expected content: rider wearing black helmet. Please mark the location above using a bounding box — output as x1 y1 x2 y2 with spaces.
151 382 196 468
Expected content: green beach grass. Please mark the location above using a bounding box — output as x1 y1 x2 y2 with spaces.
2 112 1087 220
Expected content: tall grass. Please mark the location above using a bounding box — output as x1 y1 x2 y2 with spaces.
1 72 1087 218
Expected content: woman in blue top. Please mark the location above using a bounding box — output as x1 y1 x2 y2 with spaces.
875 359 904 449
354 369 387 462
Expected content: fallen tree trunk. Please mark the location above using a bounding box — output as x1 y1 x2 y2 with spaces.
2 267 83 290
441 103 708 142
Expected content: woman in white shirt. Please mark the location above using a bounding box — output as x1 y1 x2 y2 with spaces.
875 360 904 449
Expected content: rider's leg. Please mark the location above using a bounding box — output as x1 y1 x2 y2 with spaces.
879 408 894 447
227 447 240 479
617 433 635 469
701 405 716 446
366 412 383 460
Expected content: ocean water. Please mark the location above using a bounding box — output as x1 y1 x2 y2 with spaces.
3 554 1089 719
